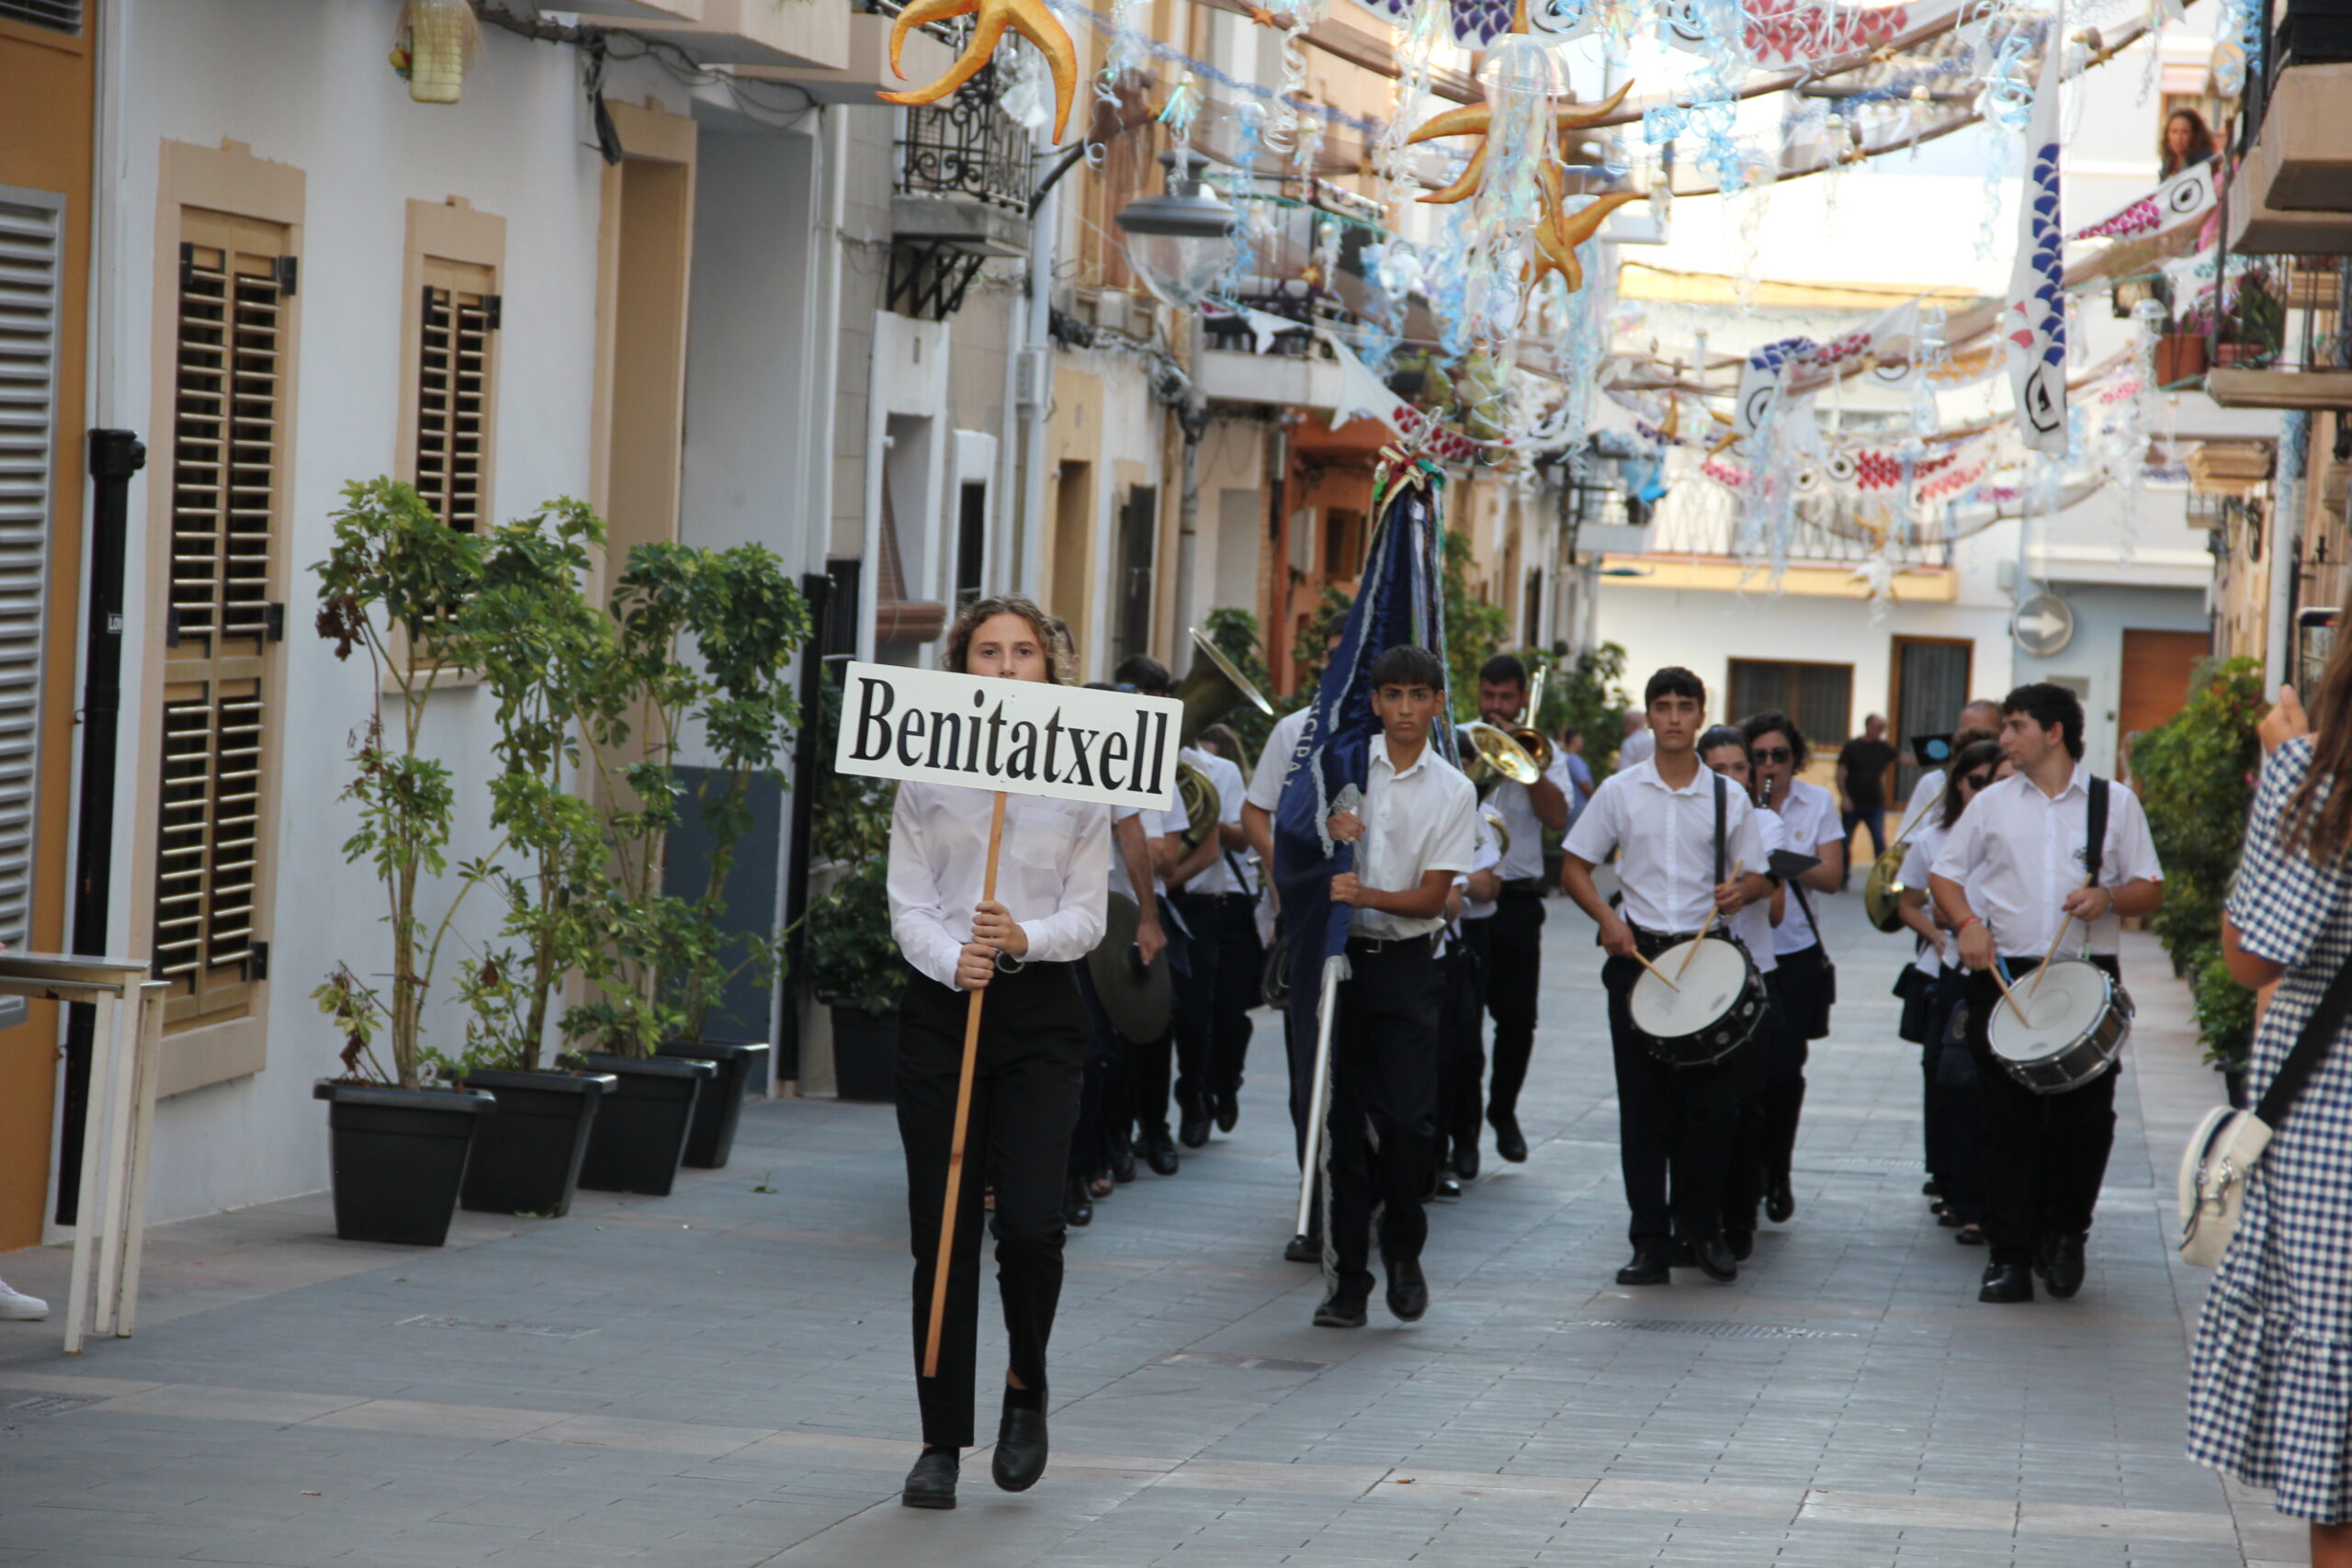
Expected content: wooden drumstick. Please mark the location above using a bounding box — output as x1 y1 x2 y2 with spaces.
1988 957 2032 1026
1678 859 1745 981
1631 950 1681 993
2027 876 2097 1001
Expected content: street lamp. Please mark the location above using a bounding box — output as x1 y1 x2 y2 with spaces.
1114 151 1238 310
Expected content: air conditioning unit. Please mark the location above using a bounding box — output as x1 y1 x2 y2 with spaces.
1015 347 1051 409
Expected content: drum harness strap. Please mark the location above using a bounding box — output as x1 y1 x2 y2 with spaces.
1625 774 1729 960
2006 775 2109 981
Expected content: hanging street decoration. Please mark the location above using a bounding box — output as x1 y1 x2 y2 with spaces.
2002 29 2068 456
881 0 1080 141
2068 154 2219 242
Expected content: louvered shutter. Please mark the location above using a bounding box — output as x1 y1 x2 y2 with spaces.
414 259 496 534
0 194 62 1018
156 211 284 1025
0 1 84 33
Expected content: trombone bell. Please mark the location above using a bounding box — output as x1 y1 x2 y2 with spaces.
1178 626 1276 755
1459 721 1540 795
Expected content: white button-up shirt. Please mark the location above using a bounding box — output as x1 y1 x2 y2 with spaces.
1736 806 1785 975
1107 800 1180 904
1564 757 1768 935
1768 777 1840 957
1929 765 2163 960
1460 809 1505 924
1350 739 1477 940
1182 746 1254 897
1488 749 1574 883
888 781 1111 990
1901 819 1951 978
1619 728 1657 770
1246 706 1312 815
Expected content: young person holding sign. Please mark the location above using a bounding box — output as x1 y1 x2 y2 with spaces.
880 597 1118 1510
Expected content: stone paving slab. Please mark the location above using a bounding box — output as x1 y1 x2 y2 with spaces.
0 891 2292 1564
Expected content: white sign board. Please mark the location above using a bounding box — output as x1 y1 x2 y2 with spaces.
832 661 1182 812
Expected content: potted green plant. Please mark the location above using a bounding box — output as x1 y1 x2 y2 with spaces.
805 857 906 1102
308 479 496 1247
560 543 806 1188
435 501 623 1217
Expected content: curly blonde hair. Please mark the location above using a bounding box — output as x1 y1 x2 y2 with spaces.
942 595 1069 684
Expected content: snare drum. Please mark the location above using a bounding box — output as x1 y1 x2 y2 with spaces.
1986 957 2133 1095
1628 937 1767 1068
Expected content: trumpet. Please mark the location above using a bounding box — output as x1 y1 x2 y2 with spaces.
1510 665 1555 773
1459 720 1540 796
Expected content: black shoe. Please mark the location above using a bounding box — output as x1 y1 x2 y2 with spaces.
1454 1145 1479 1181
1978 1262 2034 1303
1141 1126 1180 1176
1491 1111 1528 1164
1937 1211 1963 1228
1922 1179 1943 1197
1615 1251 1669 1286
902 1447 958 1509
1284 1233 1320 1264
1178 1100 1210 1149
1430 1174 1462 1201
2044 1232 2087 1298
1667 1239 1696 1267
1313 1292 1368 1327
1956 1224 1986 1246
1385 1256 1429 1322
1765 1179 1794 1224
1726 1225 1754 1262
991 1407 1047 1493
1112 1144 1136 1184
1065 1179 1092 1228
1693 1235 1737 1282
1216 1090 1239 1134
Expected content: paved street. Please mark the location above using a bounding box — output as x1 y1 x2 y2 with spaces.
0 890 2299 1566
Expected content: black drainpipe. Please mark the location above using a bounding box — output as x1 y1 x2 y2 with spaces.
56 427 143 1225
774 570 834 1087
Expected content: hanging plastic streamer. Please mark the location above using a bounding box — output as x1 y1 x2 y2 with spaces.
1159 70 1200 146
1212 104 1266 305
2211 0 2260 96
1429 206 1474 362
1374 0 1449 213
1459 34 1560 356
1262 0 1332 156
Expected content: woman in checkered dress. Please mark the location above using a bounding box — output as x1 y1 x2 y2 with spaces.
2186 717 2352 1553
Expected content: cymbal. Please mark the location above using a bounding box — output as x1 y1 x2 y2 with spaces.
1087 892 1171 1044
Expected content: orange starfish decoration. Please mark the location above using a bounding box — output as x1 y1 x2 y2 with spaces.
880 0 1078 142
1406 78 1635 206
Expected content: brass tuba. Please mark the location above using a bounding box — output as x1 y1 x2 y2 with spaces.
1176 759 1221 856
1177 626 1275 757
1458 720 1540 796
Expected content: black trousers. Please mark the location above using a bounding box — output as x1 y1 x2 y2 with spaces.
1068 963 1121 1182
1482 891 1545 1122
1320 935 1442 1300
1440 926 1489 1160
1720 1003 1778 1234
896 963 1086 1448
1923 969 1988 1226
1963 960 2120 1268
1758 953 1822 1186
1172 891 1260 1116
1606 953 1745 1260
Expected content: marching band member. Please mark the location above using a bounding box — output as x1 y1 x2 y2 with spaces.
1896 739 2007 1247
1474 655 1573 1167
1928 683 2163 1305
1699 727 1785 1263
1191 723 1265 1139
1436 808 1504 1201
1170 726 1250 1146
1742 711 1844 1225
1111 655 1192 1177
1313 646 1477 1328
1896 699 2005 840
1562 669 1770 1286
888 597 1110 1509
1243 697 1322 1262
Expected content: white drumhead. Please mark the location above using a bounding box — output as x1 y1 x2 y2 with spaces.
1989 960 2111 1059
1631 941 1749 1037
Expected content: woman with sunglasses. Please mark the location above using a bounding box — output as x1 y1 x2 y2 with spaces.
1896 740 2006 1247
1700 727 1787 1262
1741 711 1845 1227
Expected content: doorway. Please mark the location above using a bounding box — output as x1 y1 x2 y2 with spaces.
2118 628 2210 781
1889 637 1973 800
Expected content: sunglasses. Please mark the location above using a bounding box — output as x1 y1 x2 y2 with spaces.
1959 771 1994 792
1753 746 1793 763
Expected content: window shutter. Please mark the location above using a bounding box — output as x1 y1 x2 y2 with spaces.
157 211 284 1025
414 259 496 533
0 0 83 33
0 196 62 1015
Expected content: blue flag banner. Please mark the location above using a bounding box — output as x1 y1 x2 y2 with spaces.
1273 460 1453 1051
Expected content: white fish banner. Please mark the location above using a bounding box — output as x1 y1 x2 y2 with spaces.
2004 34 2069 456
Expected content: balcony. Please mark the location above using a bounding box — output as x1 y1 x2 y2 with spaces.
738 2 954 104
2228 0 2352 253
575 0 848 70
885 62 1034 318
2204 257 2352 410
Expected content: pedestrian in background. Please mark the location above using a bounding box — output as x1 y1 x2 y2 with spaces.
1837 715 1897 876
2188 634 2352 1562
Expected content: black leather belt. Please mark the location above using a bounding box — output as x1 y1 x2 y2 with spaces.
1500 878 1546 897
1347 931 1434 956
1625 922 1702 960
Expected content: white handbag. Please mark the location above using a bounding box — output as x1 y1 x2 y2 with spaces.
2177 954 2352 1269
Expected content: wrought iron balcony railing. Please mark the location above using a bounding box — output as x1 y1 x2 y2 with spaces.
897 59 1031 216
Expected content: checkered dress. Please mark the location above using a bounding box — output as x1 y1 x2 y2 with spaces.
2186 737 2352 1522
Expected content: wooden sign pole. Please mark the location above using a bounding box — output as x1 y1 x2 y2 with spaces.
922 789 1008 1380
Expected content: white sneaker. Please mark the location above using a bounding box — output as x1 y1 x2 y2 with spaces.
0 1279 48 1321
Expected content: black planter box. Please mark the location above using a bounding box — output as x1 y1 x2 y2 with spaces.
564 1053 712 1195
655 1041 770 1168
830 1005 899 1103
457 1068 617 1216
312 1080 494 1246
